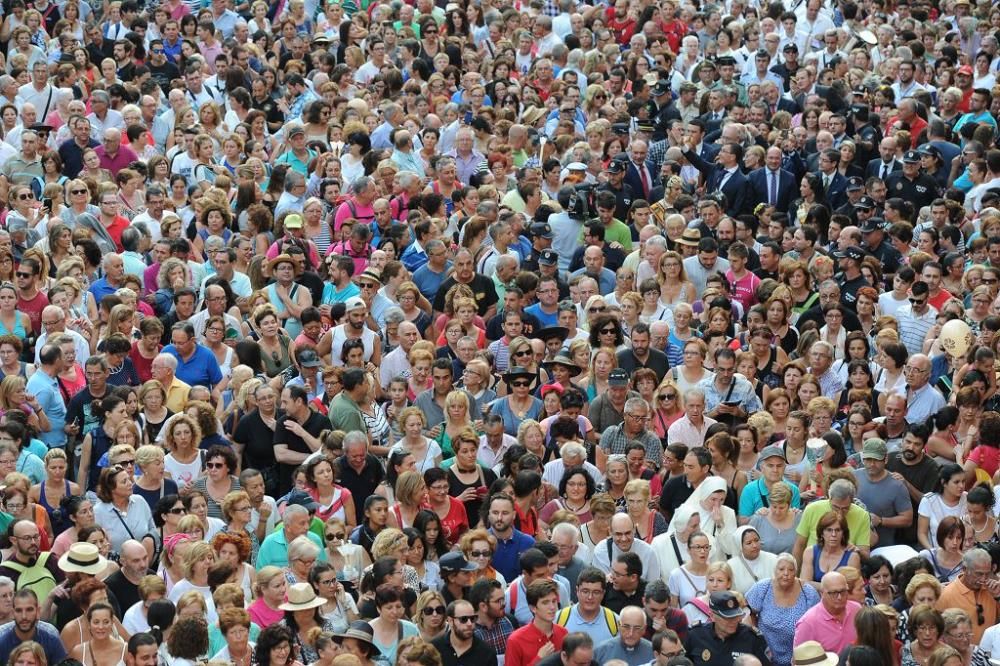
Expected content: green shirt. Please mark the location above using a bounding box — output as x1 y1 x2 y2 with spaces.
580 219 633 251
795 499 871 549
328 392 367 434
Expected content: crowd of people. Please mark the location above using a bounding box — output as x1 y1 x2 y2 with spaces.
0 0 999 664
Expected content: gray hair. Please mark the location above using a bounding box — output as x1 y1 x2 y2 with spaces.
154 353 177 370
551 522 580 541
0 576 13 590
344 431 367 451
349 175 373 195
811 341 835 357
828 478 856 501
283 504 309 522
288 534 321 561
624 397 650 414
284 170 305 191
963 547 992 570
92 90 110 105
383 307 405 326
645 235 668 251
397 171 421 189
559 442 587 461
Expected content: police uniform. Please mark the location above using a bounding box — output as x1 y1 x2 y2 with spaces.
866 238 904 277
884 151 940 221
684 620 772 666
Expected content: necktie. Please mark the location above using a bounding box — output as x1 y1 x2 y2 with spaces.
769 170 777 206
824 173 831 191
639 165 650 197
881 163 890 180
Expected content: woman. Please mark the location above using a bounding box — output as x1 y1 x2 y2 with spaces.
671 339 714 396
253 305 296 379
49 495 95 557
279 582 334 665
7 642 46 666
489 367 543 436
412 590 447 643
286 535 323 586
387 471 426 531
748 483 801 556
190 445 240 520
602 455 629 509
903 605 947 666
423 467 468 546
68 602 127 666
162 414 202 493
766 297 799 356
539 466 595 529
310 561 358 634
219 490 259 567
800 510 861 585
435 390 475 459
707 433 748 500
203 316 235 380
305 455 355 527
390 408 442 474
667 530 712 607
625 479 667 543
728 525 779 595
580 493 614 553
939 608 990 666
211 608 254 665
579 347 616 401
657 251 697 311
820 304 848 359
679 476 737 552
323 517 369 587
458 527 505 586
182 490 224 541
919 516 966 583
403 527 440 591
92 462 155 556
169 541 218 624
212 531 256 602
254 622 304 666
447 428 496 529
369 584 419 665
30 448 80 537
918 464 968 551
681 561 736 626
963 485 998 546
249 566 288 630
746 552 821 666
0 283 30 347
651 382 683 446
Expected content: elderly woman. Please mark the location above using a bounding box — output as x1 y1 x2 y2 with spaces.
93 464 156 557
122 574 167 635
459 527 506 586
219 491 260 566
625 479 667 543
580 492 614 552
746 552 821 666
904 605 948 666
212 607 255 664
899 574 944 641
131 444 178 514
285 534 323 585
678 476 737 556
939 608 990 666
368 528 421 591
728 525 779 594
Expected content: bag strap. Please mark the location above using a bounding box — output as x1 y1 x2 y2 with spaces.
670 534 684 566
113 506 136 541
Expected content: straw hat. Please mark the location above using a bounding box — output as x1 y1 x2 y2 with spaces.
58 542 108 575
278 583 327 611
268 253 296 273
792 642 839 666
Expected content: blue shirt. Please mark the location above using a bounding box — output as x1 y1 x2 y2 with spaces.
738 477 802 517
400 242 428 272
489 528 535 582
524 303 559 327
0 621 66 666
88 277 119 305
26 370 66 448
412 262 452 301
161 343 223 388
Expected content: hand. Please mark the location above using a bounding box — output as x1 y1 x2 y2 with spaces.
365 361 377 374
427 424 442 438
259 502 272 518
538 643 556 659
890 471 906 484
459 487 479 502
651 615 666 631
51 582 69 599
711 505 723 525
754 507 771 516
608 241 624 250
285 419 305 437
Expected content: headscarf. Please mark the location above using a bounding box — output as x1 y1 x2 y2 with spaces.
681 476 729 540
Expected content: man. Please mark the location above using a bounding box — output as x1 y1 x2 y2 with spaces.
256 503 326 568
867 137 903 181
852 438 912 547
104 540 152 616
448 127 487 185
594 606 652 666
274 385 329 495
793 479 872 562
233 386 279 495
240 467 278 539
555 567 620 642
150 353 189 413
526 275 561 328
887 425 940 546
570 246 615 296
860 218 903 280
617 323 668 382
599 397 662 469
95 127 138 177
200 247 251 299
65 356 110 456
699 349 762 424
749 146 796 213
379 321 420 389
552 524 587 597
433 249 499 319
275 126 316 177
589 369 637 434
146 40 179 93
598 160 636 224
815 148 848 210
126 633 159 666
738 445 802 521
642 582 688 642
796 281 862 332
902 354 946 425
684 592 770 666
96 192 130 253
478 220 519 278
17 62 54 121
876 393 910 453
884 150 938 218
666 390 716 450
683 238 730 295
1 129 43 187
57 113 99 178
479 414 517 471
433 599 499 666
937 548 999 643
488 492 536 583
25 344 66 450
412 239 452 302
536 632 594 666
188 284 243 344
0 590 66 665
505 580 567 666
0 521 62 599
896 281 938 356
162 322 222 393
87 90 123 137
15 256 47 336
658 448 713 520
833 245 870 312
650 630 685 665
507 548 570 625
793 572 860 653
472 578 517 664
593 515 660 582
681 137 748 217
624 141 659 201
335 433 385 508
329 367 368 434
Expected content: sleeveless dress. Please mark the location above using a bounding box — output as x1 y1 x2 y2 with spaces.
0 361 26 380
83 640 126 666
260 335 293 378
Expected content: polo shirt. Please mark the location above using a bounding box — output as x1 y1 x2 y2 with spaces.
793 600 860 654
25 370 65 448
58 137 99 178
555 604 619 644
1 155 43 186
904 384 947 426
938 576 999 644
164 377 191 413
795 499 870 550
328 392 367 433
431 633 499 666
505 621 567 666
738 478 801 517
89 277 120 305
335 454 385 506
490 528 535 582
95 144 139 176
161 343 223 388
256 528 327 569
274 148 317 176
0 621 66 665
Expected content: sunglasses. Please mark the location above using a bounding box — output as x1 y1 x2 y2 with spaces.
908 298 927 305
514 350 532 356
205 462 226 469
600 327 616 334
70 188 88 195
453 615 477 623
114 459 135 466
15 271 33 278
167 507 185 514
469 549 491 557
511 380 532 388
659 393 676 401
325 532 346 540
589 306 607 313
422 606 446 616
16 194 31 201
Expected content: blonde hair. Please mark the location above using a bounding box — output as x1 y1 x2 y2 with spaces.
181 541 214 578
371 527 408 560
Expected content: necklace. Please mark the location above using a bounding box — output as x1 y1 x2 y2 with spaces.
970 515 991 536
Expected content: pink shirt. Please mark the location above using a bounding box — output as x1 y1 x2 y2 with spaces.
726 269 761 312
793 600 860 654
333 197 374 232
95 144 139 177
969 445 1000 478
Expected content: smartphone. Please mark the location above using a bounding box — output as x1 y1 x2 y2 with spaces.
722 400 741 407
41 197 52 211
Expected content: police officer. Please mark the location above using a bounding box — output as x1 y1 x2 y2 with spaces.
521 222 555 274
650 80 680 142
850 196 878 228
884 150 940 222
835 177 866 218
597 158 635 222
850 103 880 166
684 592 772 666
860 217 903 281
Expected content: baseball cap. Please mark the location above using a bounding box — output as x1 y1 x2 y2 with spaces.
608 368 629 387
284 489 320 512
606 160 626 174
709 591 744 618
298 349 323 368
854 198 876 211
344 296 366 313
759 445 786 462
958 65 974 76
539 249 558 266
846 176 864 192
783 42 798 52
652 80 671 96
860 217 885 233
530 223 554 240
439 552 479 572
862 438 888 460
284 214 303 229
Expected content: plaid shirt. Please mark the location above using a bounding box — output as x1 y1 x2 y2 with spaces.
476 616 516 657
598 423 663 466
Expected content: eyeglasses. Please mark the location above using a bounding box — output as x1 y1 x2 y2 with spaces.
689 544 710 551
114 459 135 466
422 606 446 616
626 413 650 422
514 350 532 357
659 394 676 401
908 298 926 305
16 194 31 201
13 534 40 541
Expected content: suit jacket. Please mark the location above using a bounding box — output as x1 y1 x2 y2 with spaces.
776 97 800 115
683 147 748 217
749 167 797 213
699 110 726 134
699 142 720 163
866 157 902 181
624 159 661 200
818 170 849 210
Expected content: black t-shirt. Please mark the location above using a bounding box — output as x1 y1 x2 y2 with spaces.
147 60 180 93
233 410 278 471
431 634 499 666
250 96 284 128
448 466 498 529
335 454 385 507
273 410 329 494
887 453 940 547
66 388 105 441
433 274 498 316
104 569 154 619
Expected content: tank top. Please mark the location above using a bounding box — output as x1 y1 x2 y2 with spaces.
83 640 126 666
86 427 113 492
0 361 26 380
811 544 851 582
266 282 303 338
38 480 72 536
0 312 26 338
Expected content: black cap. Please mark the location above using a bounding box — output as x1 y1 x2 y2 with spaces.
846 176 864 192
833 245 867 261
529 223 554 239
716 55 737 67
636 121 655 133
606 160 626 174
850 103 870 121
918 144 941 159
652 80 671 96
611 123 630 135
902 150 921 163
539 249 558 266
609 369 629 386
854 196 876 210
710 591 744 618
783 42 798 52
860 217 886 233
852 87 868 96
755 48 770 58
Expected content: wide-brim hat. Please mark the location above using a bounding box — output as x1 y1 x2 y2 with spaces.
675 228 701 247
268 253 296 273
279 582 327 611
543 354 582 377
504 366 535 383
333 621 382 657
792 642 839 666
521 106 547 125
58 542 108 575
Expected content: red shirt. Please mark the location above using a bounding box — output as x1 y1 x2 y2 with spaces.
104 215 130 252
506 621 567 666
129 340 161 383
16 289 48 336
514 502 538 539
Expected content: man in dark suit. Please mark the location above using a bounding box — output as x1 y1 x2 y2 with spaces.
749 146 796 213
623 139 660 201
681 136 748 218
865 136 903 180
685 119 719 164
698 88 728 134
816 148 849 210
